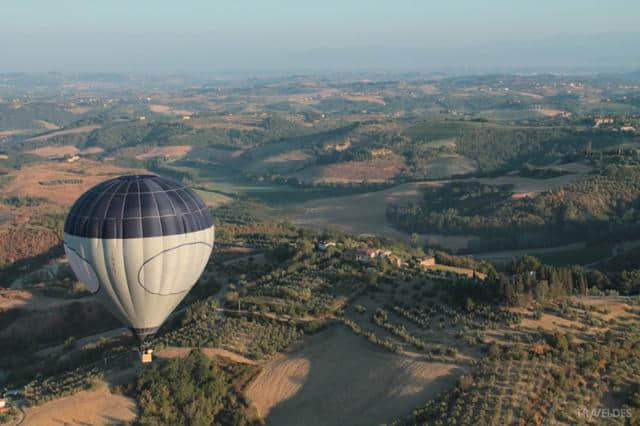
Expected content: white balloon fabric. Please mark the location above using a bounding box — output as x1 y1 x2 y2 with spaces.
63 175 214 344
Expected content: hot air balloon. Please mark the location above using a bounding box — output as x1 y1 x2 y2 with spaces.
63 175 214 362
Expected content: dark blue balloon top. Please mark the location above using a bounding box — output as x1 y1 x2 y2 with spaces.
64 175 212 239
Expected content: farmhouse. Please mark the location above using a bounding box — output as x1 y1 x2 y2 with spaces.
381 252 404 267
593 117 614 127
349 248 403 265
355 248 377 262
419 256 436 267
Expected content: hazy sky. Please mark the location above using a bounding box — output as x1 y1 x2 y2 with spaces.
2 0 639 72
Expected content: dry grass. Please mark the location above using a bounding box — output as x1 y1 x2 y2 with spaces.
244 326 461 426
421 154 478 177
0 289 93 311
135 145 192 159
0 129 34 138
537 108 567 117
149 104 193 116
26 125 101 143
156 346 257 365
340 93 386 105
20 383 137 426
80 147 104 155
419 84 439 94
34 120 60 130
263 150 310 164
27 145 79 157
572 296 634 321
295 157 404 183
282 181 473 250
511 191 537 199
4 160 145 206
190 118 260 131
517 91 544 100
67 106 92 114
149 104 171 114
28 145 104 157
508 297 633 342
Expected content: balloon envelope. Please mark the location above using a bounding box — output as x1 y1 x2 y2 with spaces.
63 175 214 343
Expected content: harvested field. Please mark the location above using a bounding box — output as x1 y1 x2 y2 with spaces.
149 104 193 116
295 158 404 183
193 189 234 208
19 383 136 426
0 289 92 311
190 120 259 131
537 108 567 117
422 138 456 148
244 326 461 426
511 191 537 199
340 93 386 105
34 120 60 130
135 145 192 159
149 104 171 114
26 125 101 143
283 165 590 251
67 106 92 114
80 147 104 155
263 150 310 163
517 91 544 100
0 129 35 138
4 161 145 206
517 310 586 336
282 181 473 250
28 145 78 157
156 346 257 365
421 154 477 178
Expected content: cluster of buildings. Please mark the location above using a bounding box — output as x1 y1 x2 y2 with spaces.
593 117 636 133
316 240 436 269
352 248 404 267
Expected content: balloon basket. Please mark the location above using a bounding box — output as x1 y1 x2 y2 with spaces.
140 348 153 364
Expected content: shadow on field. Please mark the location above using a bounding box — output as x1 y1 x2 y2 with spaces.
250 326 463 426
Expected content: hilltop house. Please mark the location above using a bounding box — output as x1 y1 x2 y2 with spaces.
350 248 403 265
419 256 436 267
594 117 614 127
355 248 377 262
